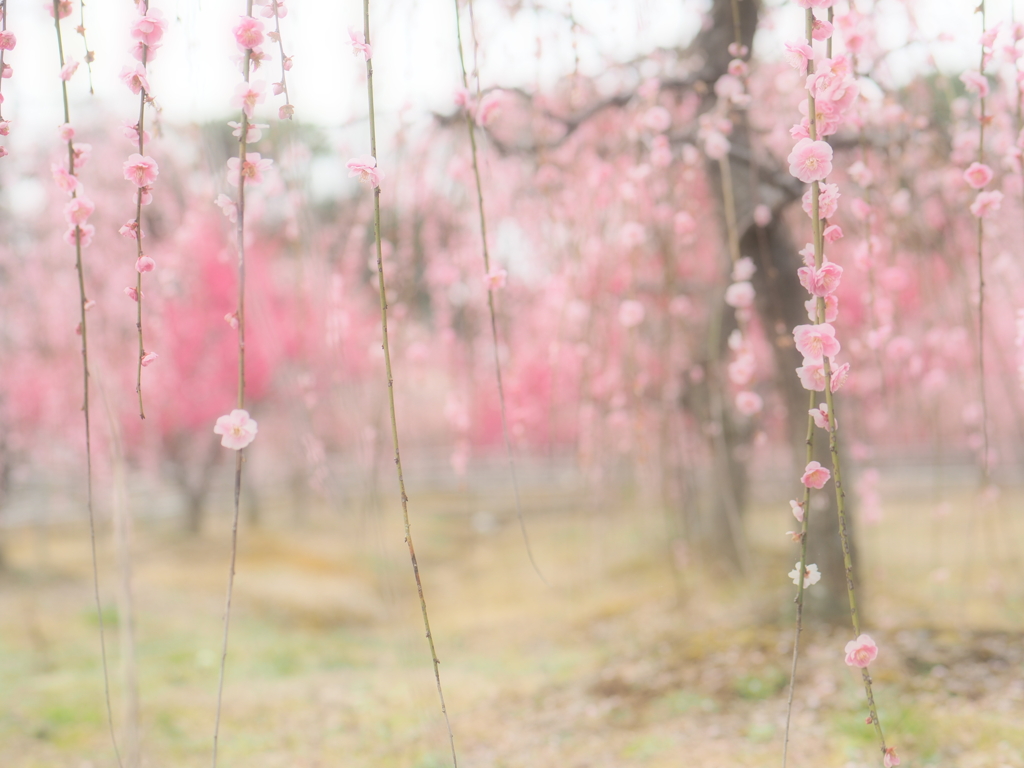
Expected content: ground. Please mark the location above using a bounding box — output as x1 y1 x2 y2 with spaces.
1 482 1023 768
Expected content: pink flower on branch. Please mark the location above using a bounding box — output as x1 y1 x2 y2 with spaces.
0 31 16 51
124 286 142 302
789 562 821 588
970 190 1003 218
63 196 95 226
797 261 843 298
52 165 79 194
131 8 168 48
214 409 258 450
140 352 159 367
233 16 266 51
227 153 273 186
801 461 831 490
233 81 267 119
59 58 79 81
809 403 835 430
120 64 151 95
883 747 901 768
790 500 804 523
735 391 763 416
805 294 839 323
348 27 372 60
484 268 508 291
960 70 990 97
794 323 841 363
48 0 74 19
963 162 993 189
844 634 878 668
135 255 156 273
788 138 833 183
123 154 159 187
64 224 95 248
347 155 383 188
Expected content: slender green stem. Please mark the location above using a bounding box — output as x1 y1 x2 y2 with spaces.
976 1 990 485
53 3 123 766
211 5 253 766
365 2 458 766
134 44 150 420
452 0 547 585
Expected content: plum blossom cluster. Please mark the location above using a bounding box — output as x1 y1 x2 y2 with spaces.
0 9 15 159
53 125 96 250
960 26 1003 221
256 0 294 120
724 258 763 418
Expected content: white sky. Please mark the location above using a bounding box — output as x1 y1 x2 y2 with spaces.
0 0 1016 147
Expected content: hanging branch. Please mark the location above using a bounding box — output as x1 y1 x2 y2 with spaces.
350 4 459 764
452 0 547 585
210 3 270 766
51 1 122 765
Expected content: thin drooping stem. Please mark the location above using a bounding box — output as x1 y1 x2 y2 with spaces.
211 5 254 766
801 7 886 759
53 4 123 767
452 0 547 585
976 1 990 484
270 0 292 117
77 0 95 94
363 3 457 766
133 43 149 420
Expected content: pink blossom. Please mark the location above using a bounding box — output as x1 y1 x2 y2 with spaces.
131 8 168 47
0 120 11 137
348 27 372 60
215 193 238 222
753 204 772 227
141 352 159 367
970 190 1003 218
121 120 151 145
963 162 993 189
797 262 843 298
48 0 73 19
123 154 159 187
783 41 814 72
228 120 268 143
724 281 755 309
789 562 821 588
484 268 508 291
64 223 95 248
214 409 259 450
2 63 11 79
788 138 833 183
233 16 266 50
618 299 645 328
802 182 841 219
830 362 851 393
704 131 730 160
124 286 142 302
63 196 95 226
52 165 79 194
0 31 16 51
883 747 900 768
796 362 827 392
823 224 844 243
347 155 383 188
812 19 834 40
59 123 75 142
735 391 763 416
136 255 156 273
960 70 990 97
805 294 839 323
728 353 756 386
120 64 151 95
844 634 878 667
225 312 240 329
727 59 747 78
84 299 96 311
794 323 841 363
794 0 837 7
732 256 756 281
233 81 266 118
790 500 804 523
60 58 79 81
801 461 831 490
227 152 273 186
809 403 835 430
279 104 295 120
72 143 92 170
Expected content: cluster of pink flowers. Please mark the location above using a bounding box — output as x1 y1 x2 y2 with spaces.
231 11 292 120
0 16 16 157
53 125 96 248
